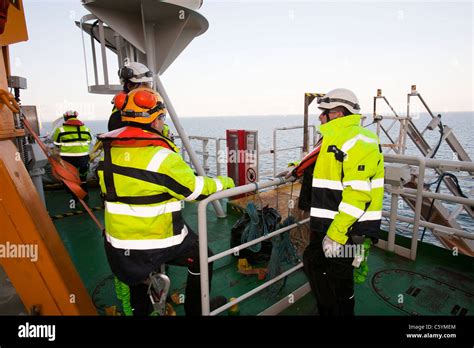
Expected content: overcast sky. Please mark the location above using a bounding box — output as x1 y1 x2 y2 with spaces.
10 0 474 121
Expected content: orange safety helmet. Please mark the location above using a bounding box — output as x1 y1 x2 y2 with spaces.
114 87 167 124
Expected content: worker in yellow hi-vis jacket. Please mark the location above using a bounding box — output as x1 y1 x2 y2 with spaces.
97 87 234 315
52 110 92 195
302 88 384 316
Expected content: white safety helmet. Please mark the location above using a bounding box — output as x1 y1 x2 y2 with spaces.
63 110 78 119
317 88 361 115
118 62 154 84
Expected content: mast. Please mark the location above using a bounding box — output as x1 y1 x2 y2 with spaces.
79 0 225 216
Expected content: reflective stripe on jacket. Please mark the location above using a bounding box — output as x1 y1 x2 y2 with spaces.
311 114 384 244
97 126 227 250
52 118 92 156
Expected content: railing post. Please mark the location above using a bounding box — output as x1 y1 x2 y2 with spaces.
98 20 109 86
216 138 221 177
303 94 309 153
410 158 426 260
202 139 209 175
273 128 277 177
388 189 399 252
198 201 211 315
197 176 290 315
155 76 225 217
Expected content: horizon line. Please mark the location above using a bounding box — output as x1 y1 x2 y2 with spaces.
40 110 474 122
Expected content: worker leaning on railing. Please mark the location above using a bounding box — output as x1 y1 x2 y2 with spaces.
284 88 385 316
97 87 234 315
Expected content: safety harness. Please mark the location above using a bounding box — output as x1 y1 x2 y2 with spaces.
99 125 178 205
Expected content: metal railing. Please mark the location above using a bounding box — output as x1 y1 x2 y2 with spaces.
382 154 474 260
197 176 312 316
177 125 320 179
176 135 223 176
268 125 320 177
195 154 473 315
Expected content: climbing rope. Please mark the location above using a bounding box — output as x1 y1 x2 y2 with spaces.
241 183 270 252
266 182 299 298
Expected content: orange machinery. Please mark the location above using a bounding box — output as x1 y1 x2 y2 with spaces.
0 0 96 315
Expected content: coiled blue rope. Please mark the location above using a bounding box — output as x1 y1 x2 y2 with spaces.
241 201 269 252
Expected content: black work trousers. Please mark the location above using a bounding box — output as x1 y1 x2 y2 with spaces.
303 230 355 316
61 155 90 195
105 230 213 316
61 155 90 182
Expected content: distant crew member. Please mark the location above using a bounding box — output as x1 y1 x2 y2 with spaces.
301 88 384 316
97 87 234 315
52 110 92 196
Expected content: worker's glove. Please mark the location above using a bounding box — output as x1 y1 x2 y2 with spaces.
322 235 344 258
217 176 235 190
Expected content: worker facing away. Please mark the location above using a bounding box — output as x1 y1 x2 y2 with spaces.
97 87 235 315
301 88 384 316
52 110 92 197
108 61 153 131
108 61 174 142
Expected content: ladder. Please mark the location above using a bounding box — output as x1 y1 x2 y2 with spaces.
373 86 474 255
374 86 474 219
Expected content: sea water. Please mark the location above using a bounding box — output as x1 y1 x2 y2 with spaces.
40 112 474 246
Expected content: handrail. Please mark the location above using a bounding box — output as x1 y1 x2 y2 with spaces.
272 125 319 177
210 263 304 316
209 217 310 263
176 135 221 176
197 176 299 315
177 127 321 179
382 211 474 240
383 153 474 260
384 154 474 171
194 145 473 315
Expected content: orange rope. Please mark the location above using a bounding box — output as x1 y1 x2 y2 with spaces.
0 89 104 232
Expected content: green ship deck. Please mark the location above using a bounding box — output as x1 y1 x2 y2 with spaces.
44 187 474 316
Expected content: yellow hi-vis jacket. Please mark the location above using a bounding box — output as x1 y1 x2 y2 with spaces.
52 118 92 157
97 126 228 250
311 114 384 244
